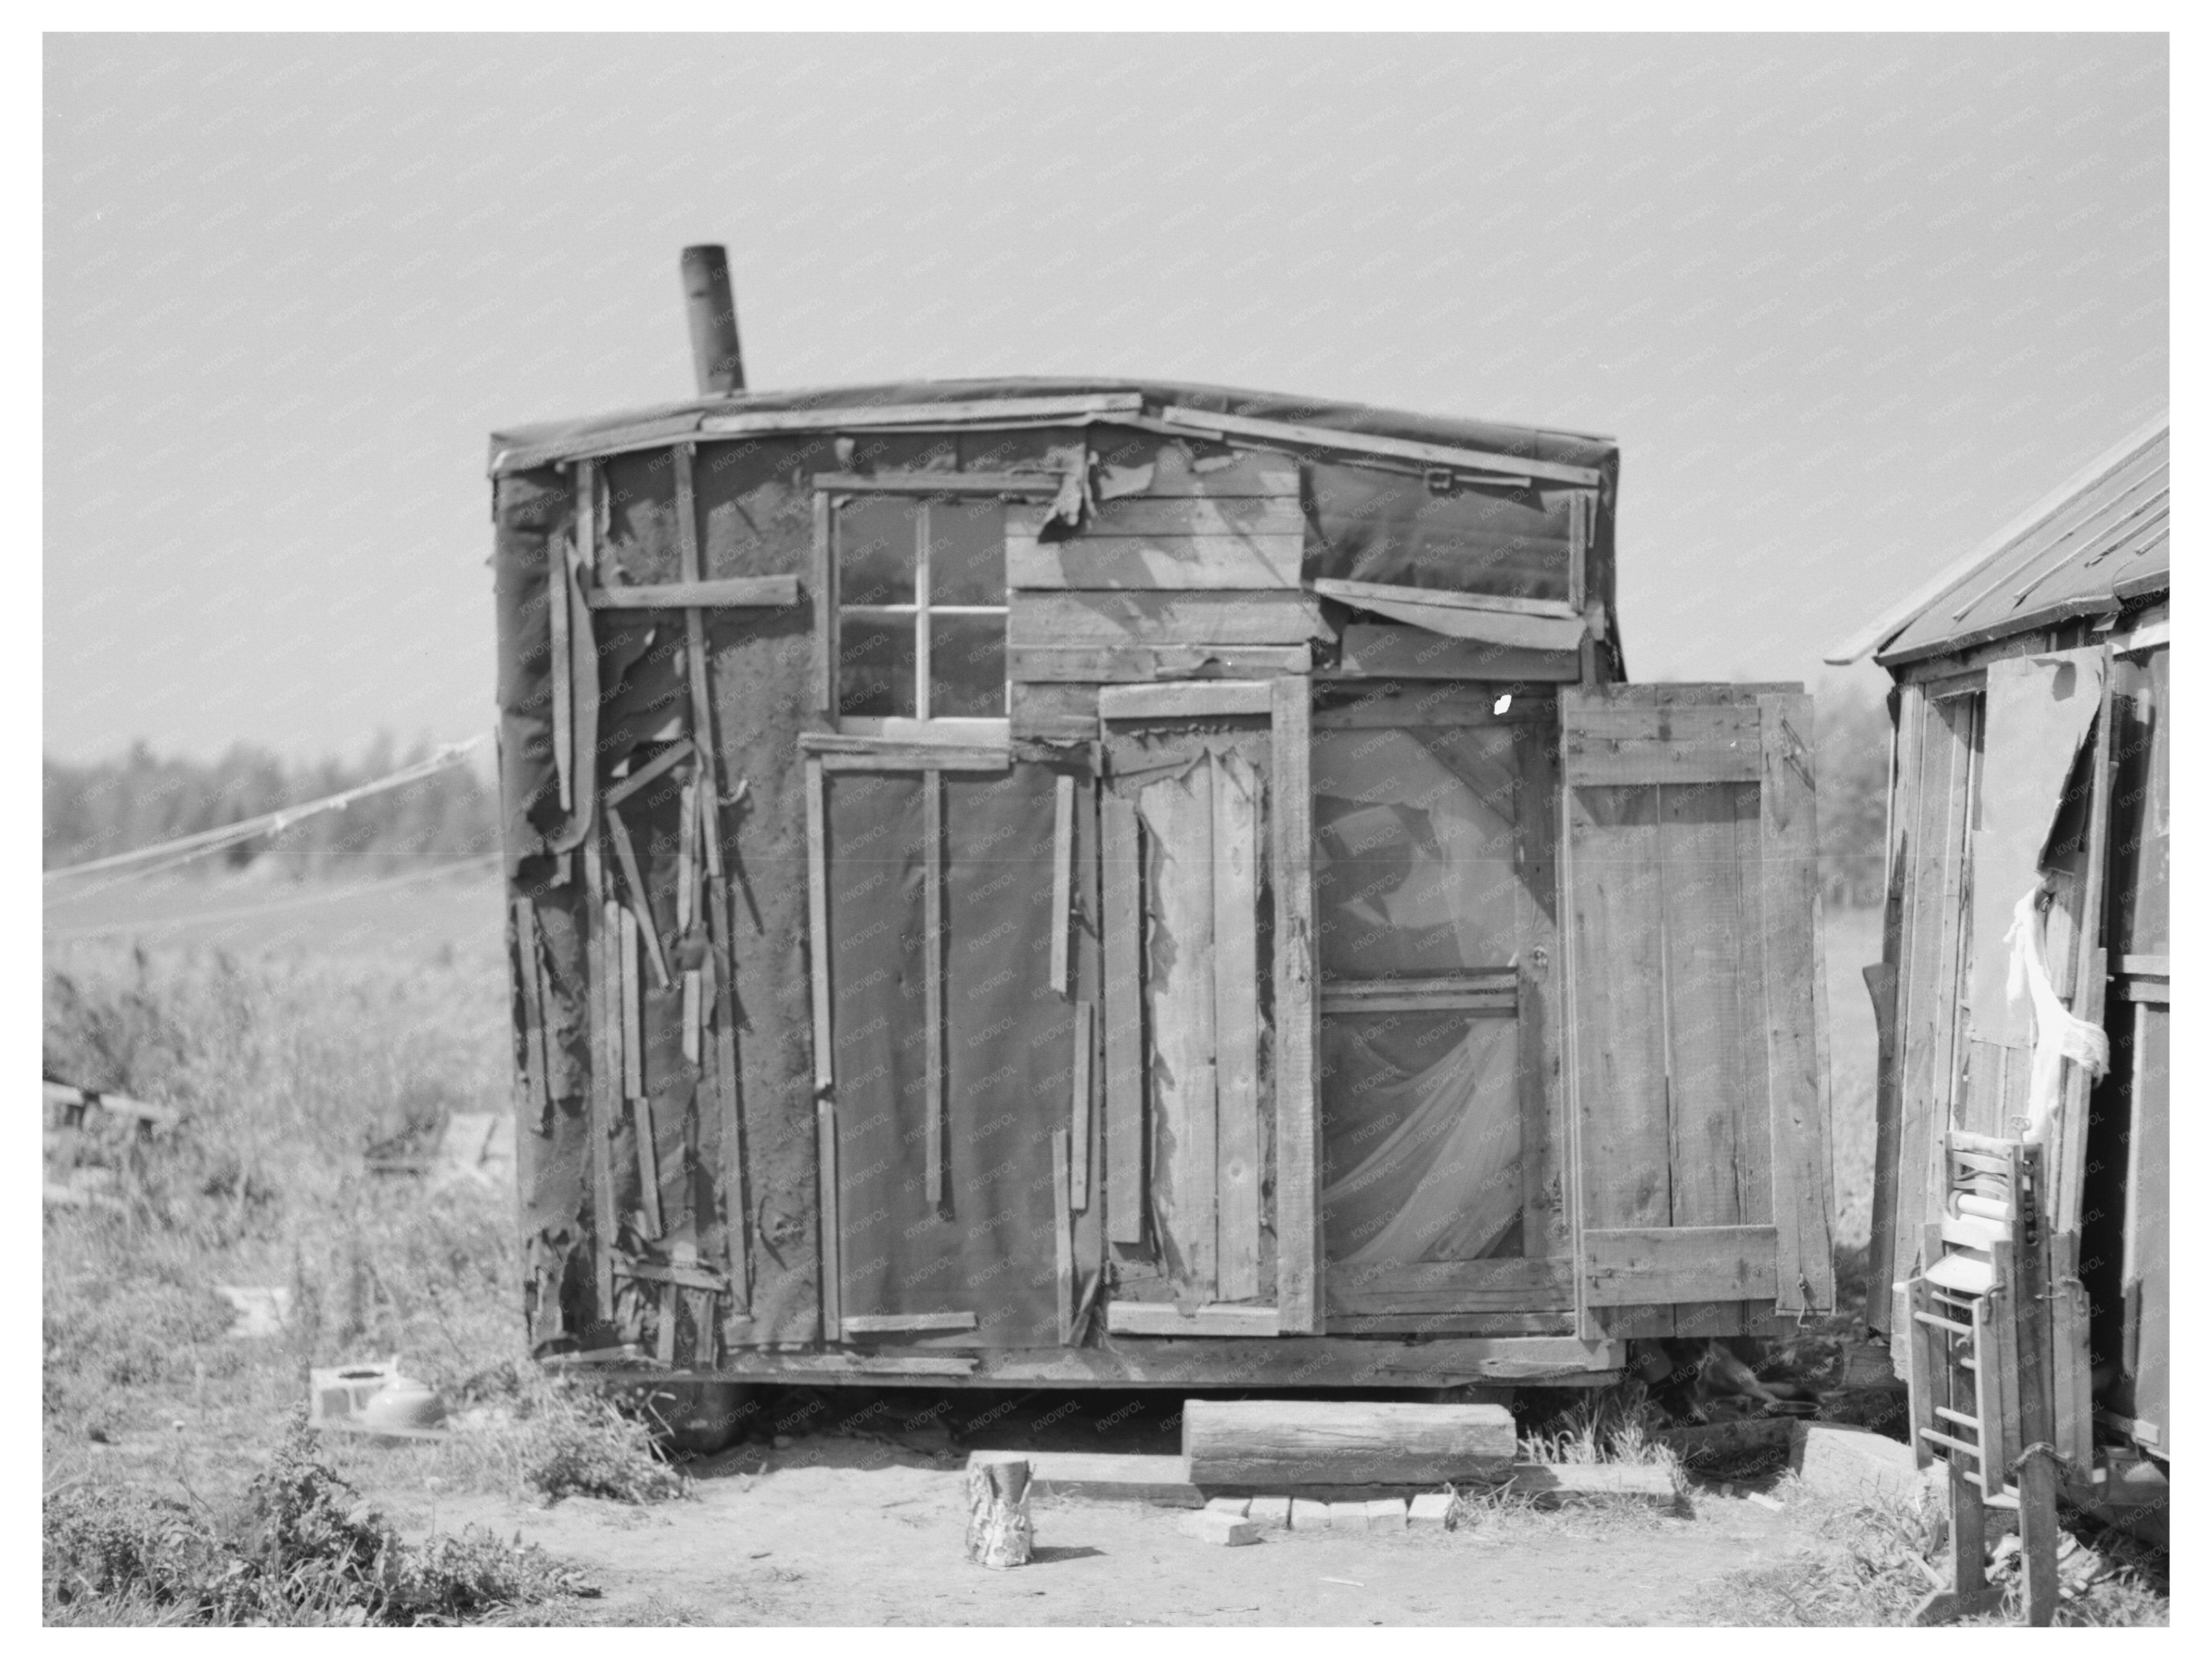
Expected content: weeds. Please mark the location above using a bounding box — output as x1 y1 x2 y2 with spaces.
44 1418 597 1625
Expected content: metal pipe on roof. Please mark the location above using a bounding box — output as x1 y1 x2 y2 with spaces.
680 244 745 396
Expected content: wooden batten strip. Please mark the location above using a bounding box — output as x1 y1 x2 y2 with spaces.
706 870 750 1318
1212 754 1263 1304
1099 680 1272 721
804 757 840 1341
1050 773 1075 994
588 575 801 610
584 834 618 1319
1269 675 1323 1333
924 770 947 1209
1154 404 1606 488
604 806 671 988
815 746 1010 775
1070 1001 1094 1211
549 480 575 812
1100 794 1146 1245
679 776 701 1065
1053 1128 1075 1344
513 898 551 1125
811 490 836 715
810 470 1066 497
602 739 694 809
1010 591 1328 650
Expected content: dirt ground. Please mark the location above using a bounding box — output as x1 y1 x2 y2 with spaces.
379 1434 1797 1626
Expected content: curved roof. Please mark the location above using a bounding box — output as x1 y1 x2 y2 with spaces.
488 375 1618 479
1828 416 2169 666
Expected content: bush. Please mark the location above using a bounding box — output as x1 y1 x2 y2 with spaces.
43 1419 597 1626
511 1384 689 1506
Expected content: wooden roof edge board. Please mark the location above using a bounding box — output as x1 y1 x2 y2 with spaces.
1156 404 1606 487
1870 593 2136 669
701 392 1145 433
1310 577 1581 623
1824 412 2169 664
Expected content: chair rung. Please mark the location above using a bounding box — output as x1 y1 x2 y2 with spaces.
1920 1427 1985 1461
1914 1309 1974 1335
1935 1405 1981 1431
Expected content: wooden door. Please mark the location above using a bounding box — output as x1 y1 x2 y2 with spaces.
1096 679 1322 1337
1307 686 1572 1333
1559 684 1836 1339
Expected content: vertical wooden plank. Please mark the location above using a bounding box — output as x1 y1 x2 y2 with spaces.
513 896 551 1128
1512 716 1564 1261
620 907 644 1102
1564 774 1672 1338
2055 650 2116 1228
1760 693 1835 1315
1140 759 1216 1298
1212 752 1262 1303
1049 772 1075 995
582 834 618 1319
813 487 835 716
679 775 701 1064
549 472 574 813
1868 682 1921 1330
1655 776 1753 1337
1053 1127 1075 1343
707 871 751 1320
1270 673 1323 1332
923 767 946 1211
1101 792 1146 1245
1070 1000 1094 1210
805 757 838 1341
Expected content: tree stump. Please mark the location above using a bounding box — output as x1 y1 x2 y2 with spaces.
964 1454 1033 1569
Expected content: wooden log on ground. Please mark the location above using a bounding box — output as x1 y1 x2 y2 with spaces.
1181 1399 1516 1487
964 1454 1034 1570
1656 1415 1795 1467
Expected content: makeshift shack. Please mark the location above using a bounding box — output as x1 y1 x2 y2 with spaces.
489 263 1836 1394
1828 416 2169 1515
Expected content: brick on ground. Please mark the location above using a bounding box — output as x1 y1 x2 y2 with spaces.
1180 1510 1260 1546
1408 1492 1454 1528
1247 1496 1292 1530
1289 1497 1331 1531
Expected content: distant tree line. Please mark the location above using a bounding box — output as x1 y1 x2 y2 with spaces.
45 687 1893 903
43 734 500 877
1815 677 1893 912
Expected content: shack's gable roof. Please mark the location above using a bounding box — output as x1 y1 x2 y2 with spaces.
488 376 1618 479
1828 416 2169 667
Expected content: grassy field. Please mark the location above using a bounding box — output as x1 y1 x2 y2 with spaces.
43 876 1900 1621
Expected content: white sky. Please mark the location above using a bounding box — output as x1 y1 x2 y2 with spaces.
43 31 2167 763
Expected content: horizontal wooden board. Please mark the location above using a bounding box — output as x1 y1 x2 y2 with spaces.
1324 1312 1578 1337
1182 1399 1517 1486
838 1311 980 1334
1010 683 1100 740
1328 1257 1575 1316
1313 576 1579 623
1011 643 1311 683
1007 530 1304 590
817 747 1011 774
1011 496 1304 540
1313 685 1556 728
1334 594 1588 653
1012 591 1329 649
1319 988 1517 1016
1581 1226 1779 1308
1562 702 1763 784
1099 680 1273 721
1156 405 1606 488
588 575 800 610
1105 1303 1283 1338
1328 625 1583 683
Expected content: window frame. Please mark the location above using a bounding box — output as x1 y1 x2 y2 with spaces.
811 471 1063 744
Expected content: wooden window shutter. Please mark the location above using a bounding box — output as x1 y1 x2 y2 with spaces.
1558 686 1836 1340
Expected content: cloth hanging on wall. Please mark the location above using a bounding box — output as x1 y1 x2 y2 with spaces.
2003 885 2110 1144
